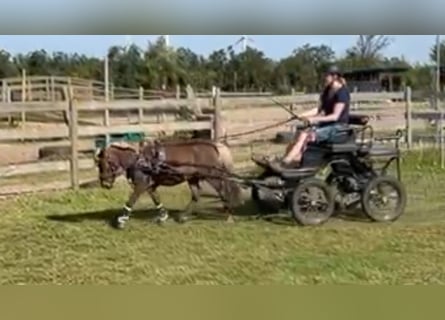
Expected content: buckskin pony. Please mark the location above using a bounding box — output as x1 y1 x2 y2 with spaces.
95 139 242 229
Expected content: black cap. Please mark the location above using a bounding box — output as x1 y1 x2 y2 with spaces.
326 65 342 76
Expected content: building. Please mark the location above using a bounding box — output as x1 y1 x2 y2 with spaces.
343 66 410 92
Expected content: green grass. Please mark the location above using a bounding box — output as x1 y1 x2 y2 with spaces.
1 149 445 284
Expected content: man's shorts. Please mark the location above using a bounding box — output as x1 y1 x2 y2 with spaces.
313 124 347 143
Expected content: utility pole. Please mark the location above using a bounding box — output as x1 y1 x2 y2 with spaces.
436 35 441 110
164 35 170 47
435 35 444 168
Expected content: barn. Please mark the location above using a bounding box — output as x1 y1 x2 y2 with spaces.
343 66 410 92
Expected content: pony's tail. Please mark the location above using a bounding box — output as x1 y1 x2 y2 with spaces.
214 142 243 206
223 177 243 207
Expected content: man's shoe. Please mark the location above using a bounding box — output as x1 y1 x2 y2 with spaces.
268 159 300 173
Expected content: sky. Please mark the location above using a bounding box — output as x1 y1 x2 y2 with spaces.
0 35 441 64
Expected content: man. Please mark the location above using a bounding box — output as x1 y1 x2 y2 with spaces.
270 65 350 171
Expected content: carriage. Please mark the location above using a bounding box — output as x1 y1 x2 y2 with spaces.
247 114 407 226
97 112 407 229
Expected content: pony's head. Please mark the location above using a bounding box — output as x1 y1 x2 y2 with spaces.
94 143 138 189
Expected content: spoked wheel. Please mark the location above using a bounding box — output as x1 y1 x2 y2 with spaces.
290 178 335 226
361 175 407 222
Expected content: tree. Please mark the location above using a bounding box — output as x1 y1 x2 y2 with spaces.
275 44 335 92
0 36 426 93
402 63 432 91
226 47 274 91
341 35 393 69
107 44 145 88
0 50 19 78
429 39 445 64
348 35 392 60
176 47 206 88
206 49 229 88
143 36 185 90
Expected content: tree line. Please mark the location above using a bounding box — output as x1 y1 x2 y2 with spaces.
0 35 442 93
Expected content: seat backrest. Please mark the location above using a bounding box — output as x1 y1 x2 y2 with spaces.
348 114 369 126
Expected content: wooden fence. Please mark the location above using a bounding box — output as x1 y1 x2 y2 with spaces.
0 85 216 194
0 77 437 195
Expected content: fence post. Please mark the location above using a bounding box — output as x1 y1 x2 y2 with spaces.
1 79 6 103
50 76 55 101
138 86 144 124
405 86 412 149
21 69 26 102
4 83 13 127
68 88 79 190
352 86 358 111
21 69 26 125
176 85 181 100
212 86 223 141
104 55 109 102
110 84 115 100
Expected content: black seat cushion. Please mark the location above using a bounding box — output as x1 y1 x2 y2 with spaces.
329 143 359 153
368 145 398 157
348 114 370 126
280 167 319 179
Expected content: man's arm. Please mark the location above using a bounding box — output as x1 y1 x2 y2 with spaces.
299 106 319 118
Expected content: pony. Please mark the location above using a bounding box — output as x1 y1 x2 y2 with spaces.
95 139 242 229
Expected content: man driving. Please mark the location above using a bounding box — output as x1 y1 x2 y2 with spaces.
270 65 351 172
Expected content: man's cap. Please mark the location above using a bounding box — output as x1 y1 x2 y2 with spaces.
326 65 342 76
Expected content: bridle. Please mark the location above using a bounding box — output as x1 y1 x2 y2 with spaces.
95 148 126 182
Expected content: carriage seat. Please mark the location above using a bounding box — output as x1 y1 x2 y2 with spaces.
280 167 319 180
348 114 369 126
359 144 399 157
308 114 370 153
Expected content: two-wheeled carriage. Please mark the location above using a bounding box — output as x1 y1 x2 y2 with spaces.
247 114 407 226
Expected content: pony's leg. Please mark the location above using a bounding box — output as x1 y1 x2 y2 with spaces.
146 186 169 224
113 183 145 229
205 178 235 223
177 179 201 223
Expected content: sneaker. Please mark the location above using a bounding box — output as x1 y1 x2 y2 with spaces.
251 154 270 166
268 159 300 172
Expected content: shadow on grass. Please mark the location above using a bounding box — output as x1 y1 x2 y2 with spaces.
46 195 371 228
45 198 261 226
46 208 165 224
245 200 371 226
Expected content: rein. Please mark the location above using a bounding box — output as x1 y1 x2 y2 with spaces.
216 96 301 142
218 117 295 141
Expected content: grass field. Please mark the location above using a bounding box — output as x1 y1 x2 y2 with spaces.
1 148 445 284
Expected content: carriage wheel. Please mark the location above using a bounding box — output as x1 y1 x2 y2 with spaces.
251 175 285 214
290 178 335 226
361 175 407 222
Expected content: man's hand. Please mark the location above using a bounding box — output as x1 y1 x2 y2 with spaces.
300 117 311 128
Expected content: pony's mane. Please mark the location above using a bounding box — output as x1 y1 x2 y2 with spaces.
157 138 216 148
139 138 222 157
108 141 138 152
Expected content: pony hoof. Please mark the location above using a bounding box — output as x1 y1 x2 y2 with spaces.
112 215 128 230
174 215 189 224
154 213 169 225
226 216 235 224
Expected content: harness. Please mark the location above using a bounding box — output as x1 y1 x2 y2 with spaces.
136 141 168 175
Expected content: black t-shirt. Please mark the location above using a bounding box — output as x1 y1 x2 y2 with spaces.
319 85 350 126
